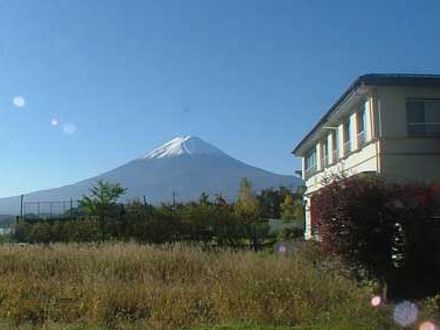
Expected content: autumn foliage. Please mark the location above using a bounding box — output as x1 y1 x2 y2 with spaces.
313 174 440 299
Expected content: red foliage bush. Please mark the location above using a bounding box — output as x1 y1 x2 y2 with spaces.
313 174 440 299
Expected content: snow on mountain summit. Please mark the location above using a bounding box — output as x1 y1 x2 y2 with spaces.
0 135 301 214
143 136 226 159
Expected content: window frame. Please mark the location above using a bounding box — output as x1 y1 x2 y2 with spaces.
304 147 317 178
321 137 329 168
331 130 339 164
406 98 440 137
343 117 351 156
357 105 367 148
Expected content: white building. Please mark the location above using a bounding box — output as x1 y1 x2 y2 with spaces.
293 74 440 239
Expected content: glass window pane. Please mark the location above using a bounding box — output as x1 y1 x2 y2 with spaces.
407 101 425 122
425 101 440 136
333 131 338 151
358 108 365 133
407 101 425 136
343 119 350 142
408 124 425 136
305 148 317 169
425 101 440 122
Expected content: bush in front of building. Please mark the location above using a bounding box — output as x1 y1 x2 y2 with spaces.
313 174 440 300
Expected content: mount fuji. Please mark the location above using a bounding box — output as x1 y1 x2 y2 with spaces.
0 136 301 214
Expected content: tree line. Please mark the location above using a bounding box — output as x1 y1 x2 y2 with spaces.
14 178 305 250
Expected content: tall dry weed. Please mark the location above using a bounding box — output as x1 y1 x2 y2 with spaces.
0 242 395 329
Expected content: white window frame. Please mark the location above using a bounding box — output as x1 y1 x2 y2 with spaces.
304 147 317 178
343 118 351 156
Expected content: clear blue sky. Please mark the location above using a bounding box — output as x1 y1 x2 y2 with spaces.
0 0 439 197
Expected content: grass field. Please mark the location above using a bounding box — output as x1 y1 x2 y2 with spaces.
0 242 434 329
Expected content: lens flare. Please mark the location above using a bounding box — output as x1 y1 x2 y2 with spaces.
420 321 438 330
371 296 381 307
50 118 59 126
393 301 418 327
13 96 26 108
277 244 286 254
63 123 76 135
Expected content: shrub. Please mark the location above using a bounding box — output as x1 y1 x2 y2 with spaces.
313 174 440 299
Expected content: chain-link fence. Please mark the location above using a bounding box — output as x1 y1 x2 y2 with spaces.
23 200 80 220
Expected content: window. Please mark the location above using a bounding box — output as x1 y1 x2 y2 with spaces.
357 106 366 147
343 118 351 155
305 148 317 178
407 100 440 137
357 108 365 133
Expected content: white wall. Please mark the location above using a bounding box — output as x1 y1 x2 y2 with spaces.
304 141 379 194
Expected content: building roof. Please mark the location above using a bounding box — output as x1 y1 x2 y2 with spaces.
292 73 440 155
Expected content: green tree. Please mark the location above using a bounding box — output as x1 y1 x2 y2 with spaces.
80 180 127 215
234 178 260 222
280 194 296 221
293 186 306 222
257 188 281 219
198 192 211 206
214 193 227 207
80 180 127 238
13 222 32 243
31 221 52 244
234 178 268 251
181 198 214 243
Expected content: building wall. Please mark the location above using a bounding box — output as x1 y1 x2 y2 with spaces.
377 86 440 183
300 85 440 239
304 141 379 194
377 86 440 138
380 154 440 183
302 96 378 239
303 95 378 194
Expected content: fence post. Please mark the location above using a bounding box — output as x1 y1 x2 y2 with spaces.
172 191 177 209
20 194 24 222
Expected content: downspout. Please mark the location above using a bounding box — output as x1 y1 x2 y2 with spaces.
377 96 383 173
377 96 383 139
371 92 382 174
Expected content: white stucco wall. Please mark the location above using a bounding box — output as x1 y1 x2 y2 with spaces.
304 141 379 194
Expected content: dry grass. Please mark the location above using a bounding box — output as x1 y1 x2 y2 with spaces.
0 242 401 329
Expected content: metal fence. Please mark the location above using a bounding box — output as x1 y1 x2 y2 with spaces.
23 200 80 220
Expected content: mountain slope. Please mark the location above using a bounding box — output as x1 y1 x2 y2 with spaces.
0 136 301 214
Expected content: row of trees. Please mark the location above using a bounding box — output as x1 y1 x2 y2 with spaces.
14 179 305 250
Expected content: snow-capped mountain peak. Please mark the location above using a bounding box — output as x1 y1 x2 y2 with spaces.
143 136 226 159
0 135 301 214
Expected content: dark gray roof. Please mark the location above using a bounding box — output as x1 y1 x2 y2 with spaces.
292 73 440 155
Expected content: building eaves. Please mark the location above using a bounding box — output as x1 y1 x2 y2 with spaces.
292 73 440 155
